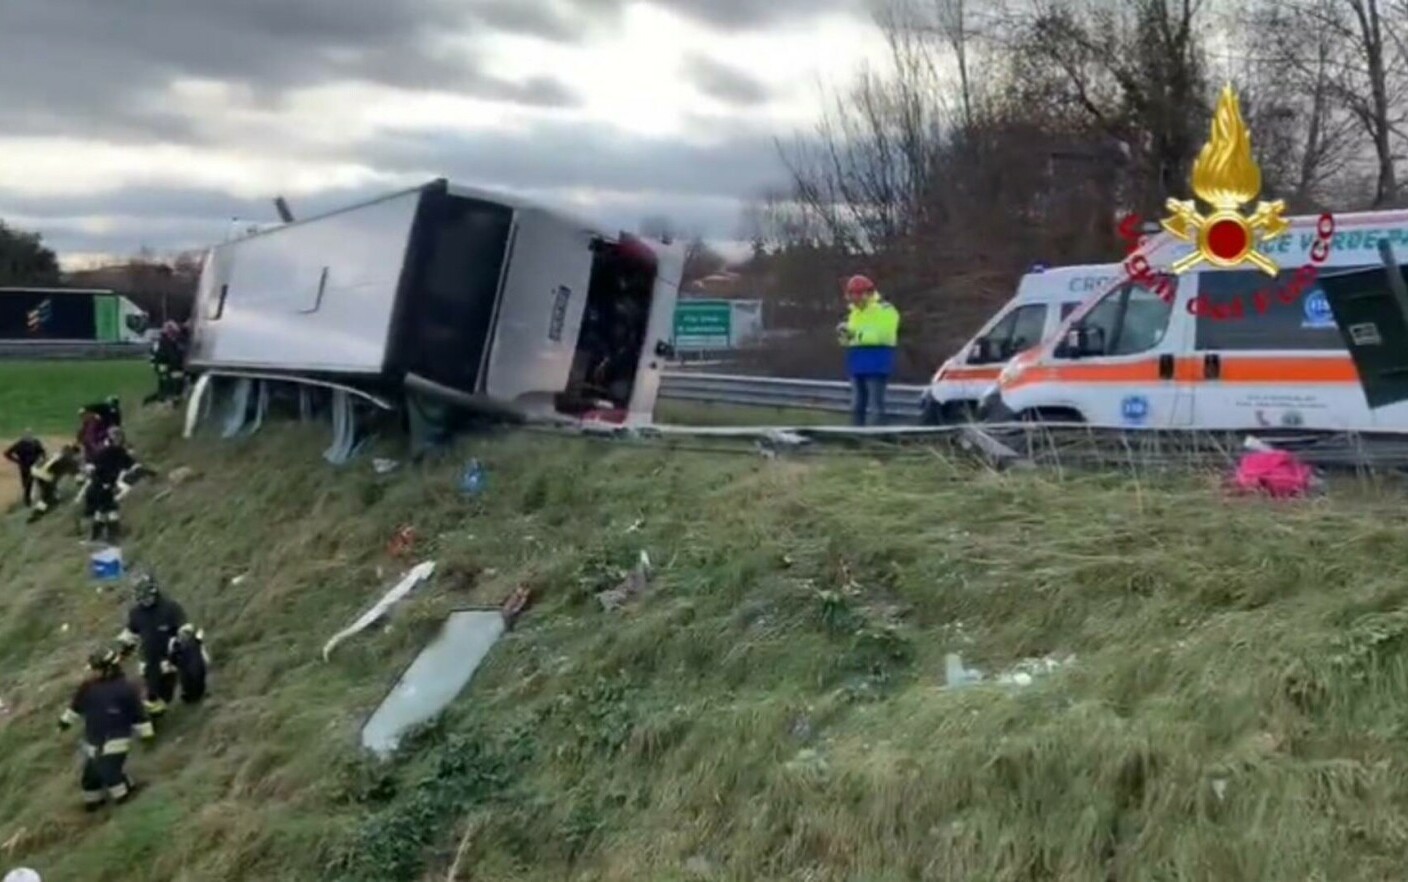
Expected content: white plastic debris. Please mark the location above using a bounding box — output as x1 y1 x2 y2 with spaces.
597 551 652 612
945 653 984 689
323 561 437 661
3 868 42 882
1212 778 1228 801
372 458 400 475
996 654 1075 686
230 573 248 587
945 653 1074 690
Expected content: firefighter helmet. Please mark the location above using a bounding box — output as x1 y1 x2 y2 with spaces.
133 572 160 606
88 646 120 674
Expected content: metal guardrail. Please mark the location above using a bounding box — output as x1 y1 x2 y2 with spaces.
658 370 927 415
0 341 146 360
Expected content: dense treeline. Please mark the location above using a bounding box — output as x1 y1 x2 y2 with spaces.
734 0 1408 380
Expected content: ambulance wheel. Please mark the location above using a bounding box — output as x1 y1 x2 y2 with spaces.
923 401 977 425
921 399 943 425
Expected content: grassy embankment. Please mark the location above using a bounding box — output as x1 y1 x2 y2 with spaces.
1 366 1407 879
0 360 152 437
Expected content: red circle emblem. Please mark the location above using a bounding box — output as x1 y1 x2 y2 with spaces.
1206 219 1248 261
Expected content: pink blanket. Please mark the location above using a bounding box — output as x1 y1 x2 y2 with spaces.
1231 450 1315 498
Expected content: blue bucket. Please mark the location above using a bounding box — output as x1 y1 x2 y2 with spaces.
90 547 124 582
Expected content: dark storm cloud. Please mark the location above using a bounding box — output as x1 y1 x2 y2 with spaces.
0 0 580 142
683 56 773 105
0 117 794 257
362 121 787 201
492 0 869 38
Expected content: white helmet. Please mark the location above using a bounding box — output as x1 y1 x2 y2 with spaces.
4 869 42 882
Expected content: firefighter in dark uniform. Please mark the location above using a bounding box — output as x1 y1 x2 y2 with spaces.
145 322 186 406
26 444 82 522
117 573 201 716
83 428 137 543
80 396 123 432
58 646 154 811
4 430 45 508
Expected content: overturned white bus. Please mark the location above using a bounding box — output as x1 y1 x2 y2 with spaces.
184 178 684 459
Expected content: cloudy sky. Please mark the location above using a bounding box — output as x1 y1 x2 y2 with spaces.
0 0 885 267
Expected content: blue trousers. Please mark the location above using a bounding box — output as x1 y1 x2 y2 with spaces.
850 375 888 427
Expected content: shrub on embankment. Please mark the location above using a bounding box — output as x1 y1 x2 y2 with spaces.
1 412 1408 880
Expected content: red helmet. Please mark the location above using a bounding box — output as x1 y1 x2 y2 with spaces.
844 275 875 298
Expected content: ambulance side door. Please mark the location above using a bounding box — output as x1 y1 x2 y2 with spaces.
1051 278 1193 428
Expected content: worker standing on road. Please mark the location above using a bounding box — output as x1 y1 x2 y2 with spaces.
83 428 137 543
27 444 82 522
58 646 155 811
118 573 200 717
4 430 45 508
839 275 901 427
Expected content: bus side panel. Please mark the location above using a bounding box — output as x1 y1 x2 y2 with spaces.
188 187 424 376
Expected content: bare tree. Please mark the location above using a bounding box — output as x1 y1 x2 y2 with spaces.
1233 0 1361 207
1006 0 1213 212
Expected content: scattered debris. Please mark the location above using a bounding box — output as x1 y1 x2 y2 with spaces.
684 855 717 878
372 458 400 475
459 459 487 498
89 547 123 582
166 466 198 486
1212 778 1229 801
624 517 644 534
1229 449 1319 498
501 584 533 626
958 426 1034 471
360 607 507 758
596 551 652 612
944 653 984 689
756 429 809 459
446 814 489 882
230 573 248 587
944 652 1074 690
386 525 416 558
2 867 41 882
996 654 1075 686
789 714 814 742
323 561 437 661
1 827 28 855
0 698 9 716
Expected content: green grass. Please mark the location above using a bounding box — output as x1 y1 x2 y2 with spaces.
2 401 1408 880
0 360 152 436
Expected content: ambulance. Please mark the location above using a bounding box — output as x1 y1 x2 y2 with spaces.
980 210 1408 432
919 262 1125 423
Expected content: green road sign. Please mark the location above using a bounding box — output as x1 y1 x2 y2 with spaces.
673 300 732 349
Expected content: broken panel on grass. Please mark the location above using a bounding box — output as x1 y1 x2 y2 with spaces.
360 609 507 759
